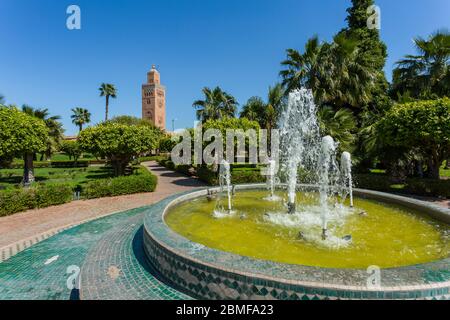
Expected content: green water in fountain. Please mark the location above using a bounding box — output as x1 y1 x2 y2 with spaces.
166 190 449 269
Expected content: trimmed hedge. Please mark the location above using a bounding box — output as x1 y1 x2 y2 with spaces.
197 166 219 185
355 174 450 199
139 156 168 163
83 167 157 199
196 165 266 186
6 160 89 169
0 183 73 217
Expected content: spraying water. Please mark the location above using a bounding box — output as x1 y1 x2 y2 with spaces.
318 136 338 239
277 88 353 244
264 160 281 202
340 152 354 208
278 89 321 214
214 160 233 217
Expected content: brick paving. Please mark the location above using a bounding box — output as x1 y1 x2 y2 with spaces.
0 161 206 249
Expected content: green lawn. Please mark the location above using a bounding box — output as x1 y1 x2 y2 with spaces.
441 168 450 178
12 153 99 162
370 166 450 179
0 166 115 190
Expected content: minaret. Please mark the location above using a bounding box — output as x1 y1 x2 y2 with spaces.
142 65 166 130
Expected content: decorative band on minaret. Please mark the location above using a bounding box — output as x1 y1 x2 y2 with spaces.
142 65 166 130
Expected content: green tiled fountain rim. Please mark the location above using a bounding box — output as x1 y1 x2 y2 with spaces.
143 184 450 298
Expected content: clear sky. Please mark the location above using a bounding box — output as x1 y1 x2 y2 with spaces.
0 0 449 135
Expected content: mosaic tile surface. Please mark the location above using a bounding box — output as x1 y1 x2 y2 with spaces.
143 188 450 300
0 197 192 300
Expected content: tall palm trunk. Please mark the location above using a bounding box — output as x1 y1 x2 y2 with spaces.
23 153 35 185
79 124 83 133
105 95 109 121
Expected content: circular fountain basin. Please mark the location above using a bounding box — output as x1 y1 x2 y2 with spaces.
143 185 450 300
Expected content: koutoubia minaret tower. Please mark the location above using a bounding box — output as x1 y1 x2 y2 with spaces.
142 65 166 130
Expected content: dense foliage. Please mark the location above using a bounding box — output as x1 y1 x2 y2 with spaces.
78 123 159 176
83 166 157 199
0 183 73 217
376 98 450 179
193 87 238 121
392 31 450 100
0 106 49 184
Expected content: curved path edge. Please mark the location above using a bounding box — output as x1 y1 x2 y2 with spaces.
0 161 206 263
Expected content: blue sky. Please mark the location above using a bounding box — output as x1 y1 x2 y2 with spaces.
0 0 449 135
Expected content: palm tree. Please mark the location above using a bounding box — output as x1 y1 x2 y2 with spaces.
392 30 450 99
280 36 322 93
280 34 376 110
193 87 238 121
318 106 357 152
0 94 4 105
315 34 375 109
22 106 64 161
240 84 285 131
71 107 91 133
99 83 117 121
240 96 266 123
266 84 284 130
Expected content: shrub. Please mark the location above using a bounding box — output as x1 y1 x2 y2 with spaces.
6 160 89 169
0 183 73 217
406 178 450 198
197 166 219 185
231 170 265 184
51 160 89 168
139 155 167 163
354 174 396 192
82 167 157 199
196 165 266 185
175 165 193 176
355 174 450 199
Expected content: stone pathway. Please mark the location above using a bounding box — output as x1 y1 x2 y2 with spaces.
0 162 206 250
0 162 205 300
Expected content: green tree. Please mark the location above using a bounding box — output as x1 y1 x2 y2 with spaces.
240 84 284 130
0 106 48 184
99 83 117 121
280 36 322 93
193 87 238 121
108 115 165 143
202 117 260 165
280 34 377 110
159 135 178 153
0 94 4 104
376 98 450 180
71 107 91 133
318 106 357 152
340 0 389 109
21 105 64 161
59 140 82 161
392 31 450 99
78 123 158 176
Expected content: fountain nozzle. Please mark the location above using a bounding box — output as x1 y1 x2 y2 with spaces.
288 202 296 214
322 229 328 241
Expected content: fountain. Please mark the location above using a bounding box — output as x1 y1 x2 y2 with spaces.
214 160 233 217
278 89 321 214
143 88 450 300
318 136 339 240
340 151 354 208
264 159 281 202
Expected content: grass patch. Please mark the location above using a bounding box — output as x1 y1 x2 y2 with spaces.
0 167 116 190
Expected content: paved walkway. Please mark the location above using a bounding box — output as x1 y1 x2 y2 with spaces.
0 162 206 249
0 162 205 300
